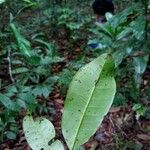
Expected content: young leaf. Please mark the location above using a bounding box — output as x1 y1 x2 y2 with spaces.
62 53 116 150
23 116 64 150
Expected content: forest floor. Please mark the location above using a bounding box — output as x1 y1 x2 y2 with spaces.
1 42 150 150
0 5 150 149
1 91 150 150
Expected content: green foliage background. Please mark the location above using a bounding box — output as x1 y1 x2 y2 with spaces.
0 0 150 148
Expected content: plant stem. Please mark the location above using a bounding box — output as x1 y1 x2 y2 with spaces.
7 49 15 83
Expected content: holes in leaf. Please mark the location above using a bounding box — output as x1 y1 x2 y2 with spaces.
66 130 68 133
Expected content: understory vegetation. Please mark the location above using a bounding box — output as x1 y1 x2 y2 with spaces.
0 0 150 149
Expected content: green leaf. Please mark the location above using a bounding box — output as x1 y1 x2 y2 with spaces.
133 104 146 116
50 140 64 150
6 131 17 140
133 56 149 75
12 67 29 74
16 99 26 109
0 0 5 4
62 53 116 149
10 23 31 57
113 50 126 67
0 93 18 111
23 0 37 6
34 39 55 57
18 92 36 111
23 116 64 150
26 55 41 65
130 16 145 40
67 22 82 30
32 85 52 98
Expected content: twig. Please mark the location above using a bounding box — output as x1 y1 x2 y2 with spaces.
7 49 15 83
109 116 127 137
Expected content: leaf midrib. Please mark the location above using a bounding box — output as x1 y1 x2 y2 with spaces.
72 59 107 150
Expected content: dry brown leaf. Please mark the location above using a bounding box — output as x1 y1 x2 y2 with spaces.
137 134 150 141
109 107 121 113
